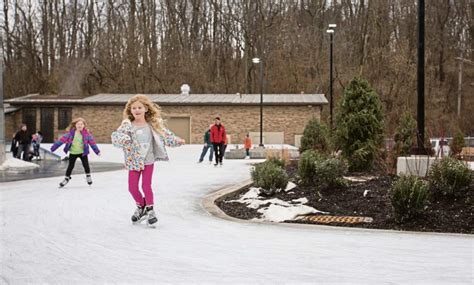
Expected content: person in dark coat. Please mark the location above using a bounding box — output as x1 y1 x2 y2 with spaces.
197 124 214 164
13 123 32 161
210 117 227 166
10 133 18 158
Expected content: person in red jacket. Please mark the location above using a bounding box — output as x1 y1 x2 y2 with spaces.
210 117 227 166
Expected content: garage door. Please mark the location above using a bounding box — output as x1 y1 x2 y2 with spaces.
166 117 190 144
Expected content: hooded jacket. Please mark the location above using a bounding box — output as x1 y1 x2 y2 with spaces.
111 119 183 171
50 128 100 156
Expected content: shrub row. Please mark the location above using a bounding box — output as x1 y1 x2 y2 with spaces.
390 157 472 223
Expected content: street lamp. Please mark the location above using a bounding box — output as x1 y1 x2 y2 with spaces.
326 24 336 129
416 0 425 153
0 61 5 164
252 57 264 147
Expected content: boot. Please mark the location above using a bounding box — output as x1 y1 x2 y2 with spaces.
59 176 71 188
145 205 158 225
86 174 92 185
131 204 146 223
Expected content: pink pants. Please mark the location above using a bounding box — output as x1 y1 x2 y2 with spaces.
128 164 154 206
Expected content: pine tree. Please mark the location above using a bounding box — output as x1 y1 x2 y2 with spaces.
393 110 417 156
450 130 465 157
334 77 384 171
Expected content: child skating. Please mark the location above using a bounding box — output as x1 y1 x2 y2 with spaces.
111 94 184 227
51 117 101 187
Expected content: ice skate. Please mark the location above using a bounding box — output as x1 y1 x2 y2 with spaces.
59 177 70 188
86 174 92 185
145 205 158 227
131 205 146 223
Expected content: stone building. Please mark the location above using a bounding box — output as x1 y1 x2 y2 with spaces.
4 93 327 146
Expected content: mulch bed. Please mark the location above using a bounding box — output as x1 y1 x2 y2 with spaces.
216 161 474 234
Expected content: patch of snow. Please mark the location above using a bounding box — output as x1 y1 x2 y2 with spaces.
257 203 325 222
240 187 261 200
228 196 289 210
284 181 297 192
344 175 376 182
292 197 308 204
228 187 323 221
0 158 40 171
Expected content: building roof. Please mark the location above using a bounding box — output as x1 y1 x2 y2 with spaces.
4 103 21 114
5 93 328 106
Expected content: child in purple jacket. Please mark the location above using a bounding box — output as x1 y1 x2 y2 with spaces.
51 117 101 188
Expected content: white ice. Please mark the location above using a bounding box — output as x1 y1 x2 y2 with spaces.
0 145 472 283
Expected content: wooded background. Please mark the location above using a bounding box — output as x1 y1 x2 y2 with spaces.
1 0 472 135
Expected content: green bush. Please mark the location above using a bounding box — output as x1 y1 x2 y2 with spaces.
450 130 465 157
298 150 348 189
390 175 429 223
251 162 289 196
266 156 286 169
334 77 384 171
300 118 330 153
428 157 472 196
298 150 321 185
313 156 348 189
393 110 417 156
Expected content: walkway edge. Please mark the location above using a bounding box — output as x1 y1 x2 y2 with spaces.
201 179 473 237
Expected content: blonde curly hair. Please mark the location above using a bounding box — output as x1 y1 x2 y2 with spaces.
68 117 87 131
123 94 165 134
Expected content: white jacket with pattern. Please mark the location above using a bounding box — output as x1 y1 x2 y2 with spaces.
111 119 183 171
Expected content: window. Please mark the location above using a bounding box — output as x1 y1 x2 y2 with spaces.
58 108 72 129
22 108 36 132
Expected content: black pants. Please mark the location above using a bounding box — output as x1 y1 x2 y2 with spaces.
16 144 30 161
213 143 224 164
65 154 90 177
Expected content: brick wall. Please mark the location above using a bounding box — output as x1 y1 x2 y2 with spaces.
162 105 321 145
5 104 322 145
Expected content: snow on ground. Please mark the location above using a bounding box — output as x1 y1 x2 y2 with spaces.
284 181 297 192
0 145 473 283
0 158 40 171
256 203 321 223
227 187 325 222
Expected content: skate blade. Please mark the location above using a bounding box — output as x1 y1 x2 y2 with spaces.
132 215 148 225
147 217 158 228
146 223 157 228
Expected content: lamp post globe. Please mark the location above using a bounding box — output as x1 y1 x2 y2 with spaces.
252 57 264 147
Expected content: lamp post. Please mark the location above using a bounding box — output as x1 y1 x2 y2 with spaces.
416 0 425 153
252 57 264 147
326 24 336 129
0 61 5 164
